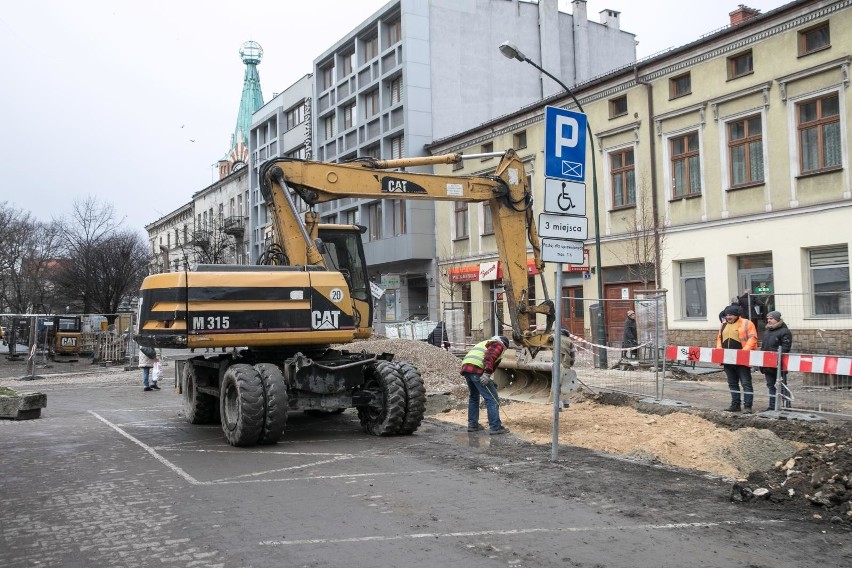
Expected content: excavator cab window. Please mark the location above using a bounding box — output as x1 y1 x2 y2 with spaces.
317 226 370 302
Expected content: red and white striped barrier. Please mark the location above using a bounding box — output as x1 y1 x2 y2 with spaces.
665 345 852 376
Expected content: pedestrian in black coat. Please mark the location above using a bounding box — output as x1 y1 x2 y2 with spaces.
621 310 638 359
760 310 793 410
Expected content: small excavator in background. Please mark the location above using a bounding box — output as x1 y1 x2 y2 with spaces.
135 149 574 447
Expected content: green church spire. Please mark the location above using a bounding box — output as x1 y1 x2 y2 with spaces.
223 41 264 174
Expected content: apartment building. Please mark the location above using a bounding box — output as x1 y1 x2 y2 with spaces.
286 0 636 331
248 75 314 259
428 0 851 350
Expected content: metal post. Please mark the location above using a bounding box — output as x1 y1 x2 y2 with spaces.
551 264 563 461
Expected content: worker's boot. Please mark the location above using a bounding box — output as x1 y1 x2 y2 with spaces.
723 402 741 412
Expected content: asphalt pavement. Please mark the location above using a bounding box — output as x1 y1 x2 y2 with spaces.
1 356 850 567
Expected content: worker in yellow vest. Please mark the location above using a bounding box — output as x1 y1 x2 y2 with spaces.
460 335 510 434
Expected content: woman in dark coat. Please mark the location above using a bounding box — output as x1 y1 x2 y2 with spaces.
621 310 638 359
760 310 793 410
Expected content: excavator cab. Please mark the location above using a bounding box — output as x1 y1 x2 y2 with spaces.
316 224 374 338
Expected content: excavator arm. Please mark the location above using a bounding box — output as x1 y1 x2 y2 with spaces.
260 149 555 348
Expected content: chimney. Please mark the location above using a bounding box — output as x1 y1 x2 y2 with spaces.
572 0 587 23
599 9 620 30
729 4 761 26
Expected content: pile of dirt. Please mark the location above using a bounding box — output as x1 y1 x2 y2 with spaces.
734 438 852 523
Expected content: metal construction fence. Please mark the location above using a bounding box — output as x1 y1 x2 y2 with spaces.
438 293 852 420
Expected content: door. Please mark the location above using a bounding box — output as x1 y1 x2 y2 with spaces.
561 286 585 338
604 282 644 347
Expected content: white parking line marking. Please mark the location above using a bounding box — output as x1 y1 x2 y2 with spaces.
258 519 787 546
210 455 356 483
89 410 436 486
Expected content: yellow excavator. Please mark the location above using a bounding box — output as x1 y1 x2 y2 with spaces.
136 149 574 447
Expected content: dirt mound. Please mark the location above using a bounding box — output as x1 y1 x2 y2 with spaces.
734 438 852 523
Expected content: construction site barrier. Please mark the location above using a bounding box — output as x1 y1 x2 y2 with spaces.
665 345 852 375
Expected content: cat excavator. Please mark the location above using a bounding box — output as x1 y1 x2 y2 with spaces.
135 149 574 447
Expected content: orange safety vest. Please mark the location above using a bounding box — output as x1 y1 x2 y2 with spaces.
716 318 758 350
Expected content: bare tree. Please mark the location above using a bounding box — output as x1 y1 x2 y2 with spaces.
0 203 63 313
181 217 237 265
87 231 150 322
611 179 666 288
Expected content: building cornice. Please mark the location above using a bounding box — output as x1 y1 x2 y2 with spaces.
776 55 851 101
709 82 772 120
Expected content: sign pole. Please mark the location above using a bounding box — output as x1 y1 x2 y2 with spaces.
551 264 563 461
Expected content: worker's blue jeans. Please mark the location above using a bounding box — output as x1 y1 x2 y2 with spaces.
463 372 502 431
723 364 753 408
141 366 151 387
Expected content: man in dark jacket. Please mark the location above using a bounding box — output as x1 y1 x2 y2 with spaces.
760 310 793 411
428 321 450 350
737 288 764 329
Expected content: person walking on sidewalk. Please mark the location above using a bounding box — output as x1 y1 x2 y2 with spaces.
621 310 638 359
460 335 510 435
716 305 758 413
138 345 160 392
760 310 793 410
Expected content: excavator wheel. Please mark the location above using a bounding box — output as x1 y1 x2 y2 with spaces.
357 360 406 436
182 360 219 424
394 361 426 435
220 364 265 447
254 363 289 445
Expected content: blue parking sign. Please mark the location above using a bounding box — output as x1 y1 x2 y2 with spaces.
544 106 587 182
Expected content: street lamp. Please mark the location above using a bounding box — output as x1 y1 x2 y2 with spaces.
499 41 607 364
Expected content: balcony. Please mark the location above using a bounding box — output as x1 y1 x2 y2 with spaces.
223 216 247 237
189 230 211 245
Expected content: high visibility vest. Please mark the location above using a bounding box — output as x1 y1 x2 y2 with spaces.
462 340 503 369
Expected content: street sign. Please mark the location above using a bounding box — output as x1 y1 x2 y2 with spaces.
543 178 586 216
538 213 588 240
541 238 585 264
544 106 588 182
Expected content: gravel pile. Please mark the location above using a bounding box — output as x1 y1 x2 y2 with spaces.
337 338 465 395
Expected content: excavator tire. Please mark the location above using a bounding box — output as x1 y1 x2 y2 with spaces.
254 363 289 445
394 361 426 435
357 360 406 436
220 364 265 447
182 361 219 424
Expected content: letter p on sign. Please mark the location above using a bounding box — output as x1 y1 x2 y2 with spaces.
555 115 579 157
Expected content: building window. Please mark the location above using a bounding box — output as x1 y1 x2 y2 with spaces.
454 201 468 240
798 93 841 173
343 102 356 130
386 18 401 47
322 214 337 224
671 132 701 197
799 22 830 56
390 135 404 159
481 141 494 161
609 95 628 118
809 246 851 316
389 76 402 105
323 115 335 140
367 202 382 241
286 147 306 159
669 73 691 99
362 144 379 158
679 260 706 318
344 208 358 225
341 52 355 77
482 203 493 235
728 115 764 187
610 148 635 207
364 90 379 119
286 104 304 131
391 200 406 235
513 130 527 149
364 35 379 61
321 65 334 90
727 51 753 79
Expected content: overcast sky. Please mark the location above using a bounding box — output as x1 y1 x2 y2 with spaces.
0 0 786 232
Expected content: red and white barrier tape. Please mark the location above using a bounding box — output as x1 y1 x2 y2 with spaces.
665 345 852 375
566 332 650 352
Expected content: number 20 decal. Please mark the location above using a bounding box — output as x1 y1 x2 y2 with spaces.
330 288 344 303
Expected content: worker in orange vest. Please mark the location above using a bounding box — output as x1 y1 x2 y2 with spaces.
716 305 758 413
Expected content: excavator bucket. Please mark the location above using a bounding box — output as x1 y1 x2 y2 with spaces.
492 334 576 404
